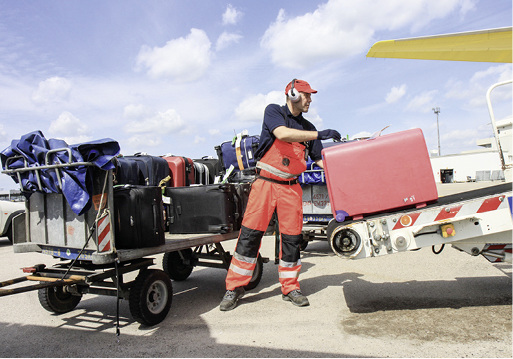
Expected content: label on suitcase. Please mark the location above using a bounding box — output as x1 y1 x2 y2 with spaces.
322 128 438 222
113 185 166 249
216 134 259 172
165 184 237 234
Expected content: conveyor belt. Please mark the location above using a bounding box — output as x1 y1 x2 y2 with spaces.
337 182 512 226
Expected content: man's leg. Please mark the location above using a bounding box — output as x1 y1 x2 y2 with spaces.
221 180 276 311
276 183 309 306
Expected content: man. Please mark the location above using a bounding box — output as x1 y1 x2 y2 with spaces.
220 79 341 311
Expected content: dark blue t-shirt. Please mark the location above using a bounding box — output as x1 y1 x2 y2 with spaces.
254 104 322 161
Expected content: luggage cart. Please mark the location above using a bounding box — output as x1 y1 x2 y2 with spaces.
300 162 333 251
0 150 264 326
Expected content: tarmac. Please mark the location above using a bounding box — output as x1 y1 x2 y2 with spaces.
0 181 511 357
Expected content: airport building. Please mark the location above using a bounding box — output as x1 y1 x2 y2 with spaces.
430 118 512 183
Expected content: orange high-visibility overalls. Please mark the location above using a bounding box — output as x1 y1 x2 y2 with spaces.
225 138 307 295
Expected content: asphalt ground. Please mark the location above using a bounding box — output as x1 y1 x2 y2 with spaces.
0 181 511 358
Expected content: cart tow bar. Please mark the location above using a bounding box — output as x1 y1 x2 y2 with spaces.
0 275 84 297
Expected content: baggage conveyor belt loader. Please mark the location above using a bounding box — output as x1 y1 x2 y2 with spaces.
326 182 512 263
324 29 513 264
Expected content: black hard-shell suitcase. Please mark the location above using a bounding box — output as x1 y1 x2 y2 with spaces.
114 185 166 249
124 154 170 186
165 184 239 234
193 162 210 185
193 157 222 184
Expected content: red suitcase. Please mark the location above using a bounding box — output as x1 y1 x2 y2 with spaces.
322 128 438 222
161 156 195 187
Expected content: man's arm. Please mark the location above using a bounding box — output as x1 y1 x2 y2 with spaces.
314 159 324 169
273 126 318 142
273 126 341 143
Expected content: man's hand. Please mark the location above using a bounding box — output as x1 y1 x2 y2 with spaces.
317 129 341 141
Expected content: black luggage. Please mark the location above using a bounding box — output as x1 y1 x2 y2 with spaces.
113 185 166 249
234 182 251 229
227 167 257 183
166 184 240 234
124 154 170 186
193 157 222 184
113 157 141 185
193 162 210 185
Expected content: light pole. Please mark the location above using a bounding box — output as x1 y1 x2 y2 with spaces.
432 107 441 156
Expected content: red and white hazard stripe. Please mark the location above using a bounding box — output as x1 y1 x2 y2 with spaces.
97 214 112 252
392 194 510 230
482 243 513 263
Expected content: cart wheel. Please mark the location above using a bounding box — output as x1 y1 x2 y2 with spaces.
38 286 82 314
162 249 194 281
299 239 309 251
243 254 263 291
129 269 172 326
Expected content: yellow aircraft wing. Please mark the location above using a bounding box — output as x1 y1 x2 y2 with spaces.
367 27 512 63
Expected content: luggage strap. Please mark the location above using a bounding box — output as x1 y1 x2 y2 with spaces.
257 174 298 186
235 133 245 170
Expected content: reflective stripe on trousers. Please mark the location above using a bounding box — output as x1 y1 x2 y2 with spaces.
225 178 303 294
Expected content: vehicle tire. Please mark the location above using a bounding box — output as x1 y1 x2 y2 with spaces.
242 254 263 291
162 249 194 281
38 286 82 314
6 224 13 244
129 269 172 326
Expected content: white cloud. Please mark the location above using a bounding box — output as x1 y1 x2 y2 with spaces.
0 124 7 142
208 129 221 136
222 4 243 25
233 91 323 128
234 91 284 122
405 90 438 113
126 134 162 149
32 77 72 104
194 135 206 144
446 64 512 107
123 104 153 119
261 0 476 69
386 84 407 104
125 108 185 134
216 32 243 51
48 111 92 144
136 28 212 82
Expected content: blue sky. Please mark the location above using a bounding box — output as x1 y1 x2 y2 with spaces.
0 0 511 190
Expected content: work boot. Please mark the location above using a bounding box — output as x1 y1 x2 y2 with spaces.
219 287 245 311
282 289 310 307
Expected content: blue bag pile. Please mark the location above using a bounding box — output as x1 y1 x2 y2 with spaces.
1 130 120 215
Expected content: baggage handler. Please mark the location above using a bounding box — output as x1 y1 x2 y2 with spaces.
220 79 341 311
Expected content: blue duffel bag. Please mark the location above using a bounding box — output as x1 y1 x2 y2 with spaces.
299 159 326 185
216 131 260 172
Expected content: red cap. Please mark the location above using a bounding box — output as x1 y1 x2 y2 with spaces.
285 79 317 95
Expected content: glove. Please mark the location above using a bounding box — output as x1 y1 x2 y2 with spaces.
317 129 341 141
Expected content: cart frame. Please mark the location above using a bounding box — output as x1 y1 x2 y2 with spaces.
1 153 264 326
